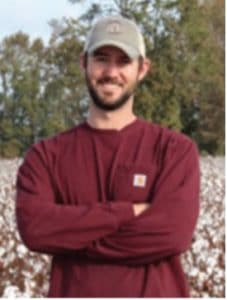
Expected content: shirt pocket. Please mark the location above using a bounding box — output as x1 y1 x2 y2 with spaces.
111 162 157 203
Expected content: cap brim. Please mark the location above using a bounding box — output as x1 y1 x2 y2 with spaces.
87 40 140 59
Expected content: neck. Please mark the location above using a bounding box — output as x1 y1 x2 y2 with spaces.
87 99 136 131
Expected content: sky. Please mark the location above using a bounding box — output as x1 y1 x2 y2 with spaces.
0 0 85 44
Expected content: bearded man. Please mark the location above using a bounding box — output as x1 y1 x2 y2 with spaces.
16 15 200 297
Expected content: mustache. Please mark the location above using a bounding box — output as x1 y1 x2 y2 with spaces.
97 77 122 86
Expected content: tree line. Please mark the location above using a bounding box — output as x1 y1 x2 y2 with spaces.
0 0 224 158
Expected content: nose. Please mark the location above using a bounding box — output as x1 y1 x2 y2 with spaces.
103 62 119 77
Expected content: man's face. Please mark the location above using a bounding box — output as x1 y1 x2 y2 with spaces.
84 46 142 112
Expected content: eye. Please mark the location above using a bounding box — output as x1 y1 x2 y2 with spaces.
94 55 109 63
118 57 131 66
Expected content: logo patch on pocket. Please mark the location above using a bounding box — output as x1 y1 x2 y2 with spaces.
133 174 147 188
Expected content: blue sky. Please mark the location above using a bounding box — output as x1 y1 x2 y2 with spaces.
0 0 85 43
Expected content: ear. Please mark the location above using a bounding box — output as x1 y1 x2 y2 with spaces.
138 58 151 81
79 53 87 72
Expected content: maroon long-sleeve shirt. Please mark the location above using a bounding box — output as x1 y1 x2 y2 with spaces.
16 118 200 297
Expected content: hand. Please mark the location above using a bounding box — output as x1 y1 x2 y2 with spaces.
133 203 150 217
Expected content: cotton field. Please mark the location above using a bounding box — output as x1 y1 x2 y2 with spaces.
0 157 225 297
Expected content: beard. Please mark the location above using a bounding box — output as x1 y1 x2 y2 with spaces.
85 72 138 112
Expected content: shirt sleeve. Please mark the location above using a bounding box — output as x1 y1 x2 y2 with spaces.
16 143 134 256
85 138 200 265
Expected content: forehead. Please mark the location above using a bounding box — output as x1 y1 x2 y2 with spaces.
93 46 131 59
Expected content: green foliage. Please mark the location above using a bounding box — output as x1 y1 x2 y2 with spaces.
0 23 87 158
0 0 224 157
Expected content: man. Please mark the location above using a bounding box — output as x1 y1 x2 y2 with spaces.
16 15 200 297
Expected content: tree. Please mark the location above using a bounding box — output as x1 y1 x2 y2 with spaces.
68 0 224 154
0 0 224 157
45 17 88 131
0 22 87 158
0 33 46 157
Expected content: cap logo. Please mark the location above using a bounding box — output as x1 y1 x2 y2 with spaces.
106 21 122 34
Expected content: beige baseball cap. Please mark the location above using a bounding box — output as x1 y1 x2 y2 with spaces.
84 15 146 59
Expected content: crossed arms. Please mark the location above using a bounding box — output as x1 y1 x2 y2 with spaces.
16 138 200 265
